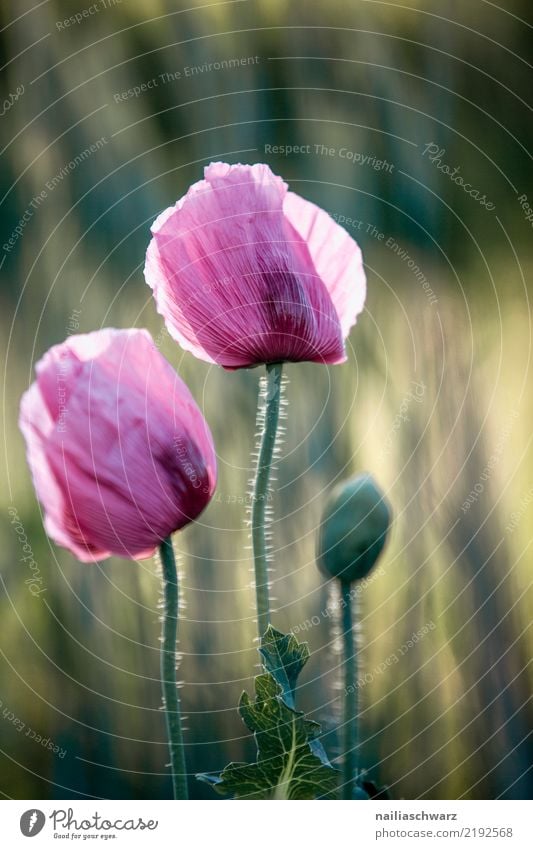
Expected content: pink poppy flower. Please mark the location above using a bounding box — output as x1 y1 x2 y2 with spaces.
19 328 217 562
144 162 366 369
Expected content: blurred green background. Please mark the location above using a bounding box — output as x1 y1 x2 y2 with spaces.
1 0 532 800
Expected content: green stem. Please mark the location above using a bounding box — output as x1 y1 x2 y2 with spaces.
160 536 188 800
341 580 358 800
251 361 283 639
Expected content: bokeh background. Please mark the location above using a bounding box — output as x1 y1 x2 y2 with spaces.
1 0 532 800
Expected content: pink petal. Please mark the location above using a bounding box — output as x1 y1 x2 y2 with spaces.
283 191 366 337
145 163 347 368
19 382 110 561
20 329 216 562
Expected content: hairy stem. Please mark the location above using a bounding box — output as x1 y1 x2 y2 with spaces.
341 580 358 800
251 361 283 639
160 536 188 800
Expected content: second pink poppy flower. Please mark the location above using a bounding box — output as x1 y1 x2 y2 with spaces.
144 162 366 369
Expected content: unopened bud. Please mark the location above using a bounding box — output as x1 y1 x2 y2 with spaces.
317 474 391 583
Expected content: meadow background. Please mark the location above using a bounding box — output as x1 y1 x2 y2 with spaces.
1 0 532 799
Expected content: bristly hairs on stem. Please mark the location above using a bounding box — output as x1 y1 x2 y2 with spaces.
327 581 364 776
158 545 187 661
158 537 189 799
246 366 289 640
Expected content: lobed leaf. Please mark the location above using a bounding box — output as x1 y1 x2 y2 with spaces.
197 629 339 799
205 673 338 799
259 625 309 710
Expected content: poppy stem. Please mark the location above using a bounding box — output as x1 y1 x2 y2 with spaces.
341 579 358 800
251 361 283 639
159 536 188 800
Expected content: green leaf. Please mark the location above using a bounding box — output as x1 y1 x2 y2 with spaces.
258 625 333 767
259 625 309 710
197 628 339 799
202 672 338 799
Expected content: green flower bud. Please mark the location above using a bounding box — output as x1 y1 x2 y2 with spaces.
317 474 391 583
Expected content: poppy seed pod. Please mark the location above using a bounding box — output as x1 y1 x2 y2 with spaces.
317 474 391 583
